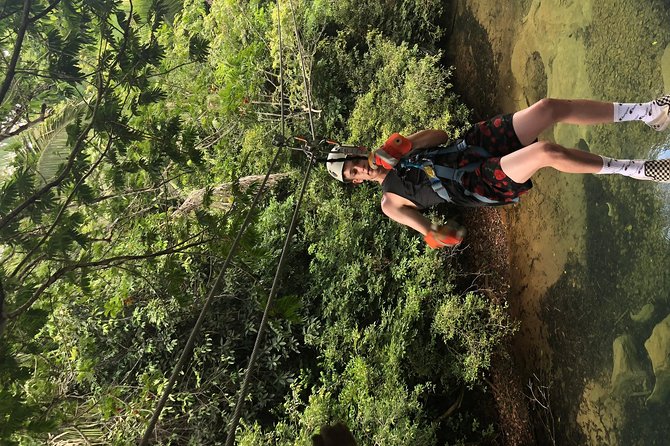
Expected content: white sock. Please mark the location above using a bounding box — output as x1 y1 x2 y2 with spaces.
613 101 664 123
598 156 649 180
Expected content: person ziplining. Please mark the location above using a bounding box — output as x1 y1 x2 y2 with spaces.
326 95 670 248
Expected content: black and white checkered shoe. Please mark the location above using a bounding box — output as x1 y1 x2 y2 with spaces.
647 95 670 131
644 159 670 182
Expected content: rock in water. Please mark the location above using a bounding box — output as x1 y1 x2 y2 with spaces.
523 51 547 105
644 314 670 405
630 303 655 323
611 334 648 398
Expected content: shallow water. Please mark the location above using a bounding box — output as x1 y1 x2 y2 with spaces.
448 0 670 444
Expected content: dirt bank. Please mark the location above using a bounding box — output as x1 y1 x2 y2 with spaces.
444 0 584 444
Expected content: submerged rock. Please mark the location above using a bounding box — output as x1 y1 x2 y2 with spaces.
630 303 655 323
610 334 648 398
644 314 670 405
577 378 625 446
523 51 547 105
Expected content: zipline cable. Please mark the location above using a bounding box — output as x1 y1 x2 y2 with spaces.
279 0 285 141
287 0 316 139
224 1 319 444
224 161 314 446
138 147 284 446
138 8 289 439
142 0 317 442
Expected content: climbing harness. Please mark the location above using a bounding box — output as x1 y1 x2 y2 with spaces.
335 131 517 205
399 140 519 206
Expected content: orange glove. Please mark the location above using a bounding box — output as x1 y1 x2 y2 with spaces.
424 223 465 249
369 133 413 169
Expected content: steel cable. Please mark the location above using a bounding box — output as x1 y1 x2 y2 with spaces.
224 0 320 443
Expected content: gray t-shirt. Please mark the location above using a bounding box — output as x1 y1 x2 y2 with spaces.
381 166 483 208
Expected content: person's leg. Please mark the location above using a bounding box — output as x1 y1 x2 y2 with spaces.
499 140 670 184
500 141 603 183
512 98 614 146
512 96 670 146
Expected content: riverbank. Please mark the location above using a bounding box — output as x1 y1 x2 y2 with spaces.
459 207 536 445
444 0 593 443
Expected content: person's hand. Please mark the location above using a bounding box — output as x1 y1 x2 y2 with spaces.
368 133 413 170
424 222 465 248
368 148 396 170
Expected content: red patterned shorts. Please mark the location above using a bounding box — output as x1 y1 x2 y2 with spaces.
458 114 533 204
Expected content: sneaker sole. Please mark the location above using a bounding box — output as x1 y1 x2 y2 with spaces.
644 159 670 182
646 94 670 131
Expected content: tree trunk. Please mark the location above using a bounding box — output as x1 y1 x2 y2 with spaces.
173 173 290 215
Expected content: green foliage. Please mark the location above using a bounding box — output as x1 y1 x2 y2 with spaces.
433 293 519 384
0 0 516 444
327 0 447 46
346 33 470 145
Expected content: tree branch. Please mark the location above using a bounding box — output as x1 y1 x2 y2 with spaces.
146 61 197 79
0 110 51 143
0 276 6 335
13 68 98 83
0 0 33 107
29 0 61 23
7 238 207 320
0 105 26 134
74 172 187 208
17 254 46 283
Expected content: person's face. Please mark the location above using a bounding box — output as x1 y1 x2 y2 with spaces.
342 158 382 184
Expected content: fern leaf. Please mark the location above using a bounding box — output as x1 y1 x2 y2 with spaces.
138 87 167 105
189 35 210 63
122 0 184 26
0 180 19 215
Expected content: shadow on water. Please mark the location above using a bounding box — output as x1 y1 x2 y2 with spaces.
442 3 500 119
542 171 670 445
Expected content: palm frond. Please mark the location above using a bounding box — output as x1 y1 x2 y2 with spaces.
0 139 21 185
21 102 88 185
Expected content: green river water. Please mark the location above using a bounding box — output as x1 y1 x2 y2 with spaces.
448 0 670 444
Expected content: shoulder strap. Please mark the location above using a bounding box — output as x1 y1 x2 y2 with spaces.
417 139 468 158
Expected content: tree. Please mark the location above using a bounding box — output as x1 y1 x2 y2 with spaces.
0 0 220 441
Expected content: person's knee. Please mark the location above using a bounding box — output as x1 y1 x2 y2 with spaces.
533 98 562 122
536 141 568 164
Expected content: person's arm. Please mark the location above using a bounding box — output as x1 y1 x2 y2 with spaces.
381 192 465 247
405 130 450 150
380 192 432 235
371 130 450 170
